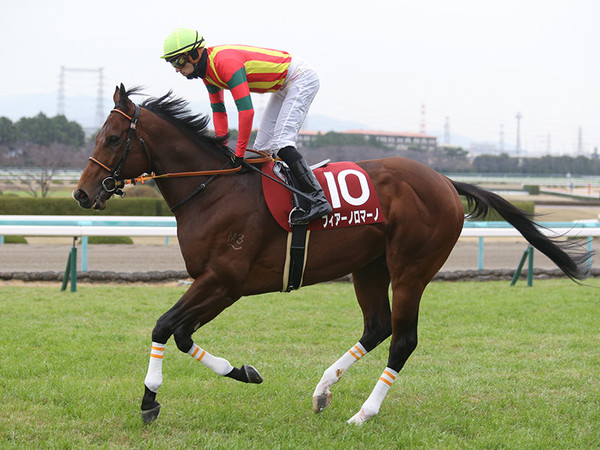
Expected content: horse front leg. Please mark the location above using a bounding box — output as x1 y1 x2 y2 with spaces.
140 274 262 424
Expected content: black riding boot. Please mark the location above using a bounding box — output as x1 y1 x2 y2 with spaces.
278 146 332 225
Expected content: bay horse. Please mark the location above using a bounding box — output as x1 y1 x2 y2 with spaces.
74 84 590 425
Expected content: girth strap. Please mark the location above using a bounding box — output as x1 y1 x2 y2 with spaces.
283 227 310 292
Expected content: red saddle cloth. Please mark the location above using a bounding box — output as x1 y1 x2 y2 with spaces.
261 161 385 231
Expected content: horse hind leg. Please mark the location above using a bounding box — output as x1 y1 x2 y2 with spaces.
347 274 423 425
313 255 392 413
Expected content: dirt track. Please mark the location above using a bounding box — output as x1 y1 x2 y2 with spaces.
1 236 598 275
2 200 600 282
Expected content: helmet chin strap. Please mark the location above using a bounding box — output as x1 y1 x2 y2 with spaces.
185 49 207 79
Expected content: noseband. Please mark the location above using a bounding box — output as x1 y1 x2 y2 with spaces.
88 104 152 197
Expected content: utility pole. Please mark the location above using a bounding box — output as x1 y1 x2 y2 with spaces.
96 68 104 128
515 112 522 155
443 116 450 144
58 66 66 116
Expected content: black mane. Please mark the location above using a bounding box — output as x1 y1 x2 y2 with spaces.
130 88 226 147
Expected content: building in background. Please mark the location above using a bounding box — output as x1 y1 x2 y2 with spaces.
298 129 437 150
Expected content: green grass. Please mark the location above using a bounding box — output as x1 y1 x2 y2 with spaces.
0 280 599 448
1 235 27 244
0 188 77 198
87 236 134 245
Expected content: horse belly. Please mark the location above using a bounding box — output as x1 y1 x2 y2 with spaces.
302 226 386 286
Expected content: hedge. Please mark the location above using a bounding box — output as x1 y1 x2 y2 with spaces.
0 196 172 216
0 196 533 222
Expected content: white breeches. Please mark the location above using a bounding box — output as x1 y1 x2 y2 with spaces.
253 57 320 152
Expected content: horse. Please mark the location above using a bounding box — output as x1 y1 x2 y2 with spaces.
73 84 590 425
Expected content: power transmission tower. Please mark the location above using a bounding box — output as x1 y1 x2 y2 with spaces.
57 66 105 129
420 103 426 134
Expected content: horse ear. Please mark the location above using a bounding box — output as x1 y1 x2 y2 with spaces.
112 85 121 105
113 83 135 111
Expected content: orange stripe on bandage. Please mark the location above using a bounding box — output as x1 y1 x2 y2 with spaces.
353 345 365 357
191 347 199 358
383 370 396 380
379 376 393 386
150 354 164 359
196 350 206 361
349 349 361 360
152 346 164 351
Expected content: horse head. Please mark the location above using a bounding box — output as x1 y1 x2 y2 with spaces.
73 84 152 210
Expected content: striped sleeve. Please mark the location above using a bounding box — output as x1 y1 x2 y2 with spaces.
204 82 228 138
225 67 254 157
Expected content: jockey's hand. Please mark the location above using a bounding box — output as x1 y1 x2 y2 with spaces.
231 155 243 169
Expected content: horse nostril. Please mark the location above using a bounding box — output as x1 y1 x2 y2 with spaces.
73 189 88 203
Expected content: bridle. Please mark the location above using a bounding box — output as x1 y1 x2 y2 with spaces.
88 104 152 197
87 103 273 212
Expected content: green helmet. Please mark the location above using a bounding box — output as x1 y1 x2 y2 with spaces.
161 28 206 59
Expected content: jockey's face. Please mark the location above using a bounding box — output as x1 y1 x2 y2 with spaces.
170 49 202 77
176 62 194 76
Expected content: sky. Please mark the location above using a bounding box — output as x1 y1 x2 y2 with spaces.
0 0 598 156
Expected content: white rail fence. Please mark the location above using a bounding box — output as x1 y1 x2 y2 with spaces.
1 215 599 273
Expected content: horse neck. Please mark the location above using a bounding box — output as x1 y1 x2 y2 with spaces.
143 127 230 213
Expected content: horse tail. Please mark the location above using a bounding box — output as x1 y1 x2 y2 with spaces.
451 180 592 281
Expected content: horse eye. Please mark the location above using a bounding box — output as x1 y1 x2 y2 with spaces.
107 135 121 146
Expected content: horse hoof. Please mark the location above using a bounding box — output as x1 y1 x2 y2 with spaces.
347 409 369 425
242 364 263 384
312 391 332 413
141 404 161 424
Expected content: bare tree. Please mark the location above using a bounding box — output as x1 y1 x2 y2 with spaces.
6 142 87 197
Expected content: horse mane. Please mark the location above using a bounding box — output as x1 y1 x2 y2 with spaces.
125 87 227 148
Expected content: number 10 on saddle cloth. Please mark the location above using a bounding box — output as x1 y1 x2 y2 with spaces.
262 161 385 232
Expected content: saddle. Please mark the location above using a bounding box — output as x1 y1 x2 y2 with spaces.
261 159 385 292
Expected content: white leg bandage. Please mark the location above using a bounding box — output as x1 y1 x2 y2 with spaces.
314 342 367 396
144 342 165 393
188 343 233 376
348 367 398 425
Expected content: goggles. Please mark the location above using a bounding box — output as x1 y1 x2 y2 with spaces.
168 54 189 69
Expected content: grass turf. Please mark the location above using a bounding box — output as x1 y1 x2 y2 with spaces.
0 280 598 448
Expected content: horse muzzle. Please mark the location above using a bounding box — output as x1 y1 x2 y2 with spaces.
72 187 109 210
73 177 125 210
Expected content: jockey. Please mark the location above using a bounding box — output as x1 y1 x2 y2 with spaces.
161 28 332 226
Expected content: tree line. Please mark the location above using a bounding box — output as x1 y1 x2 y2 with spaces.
1 115 599 198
